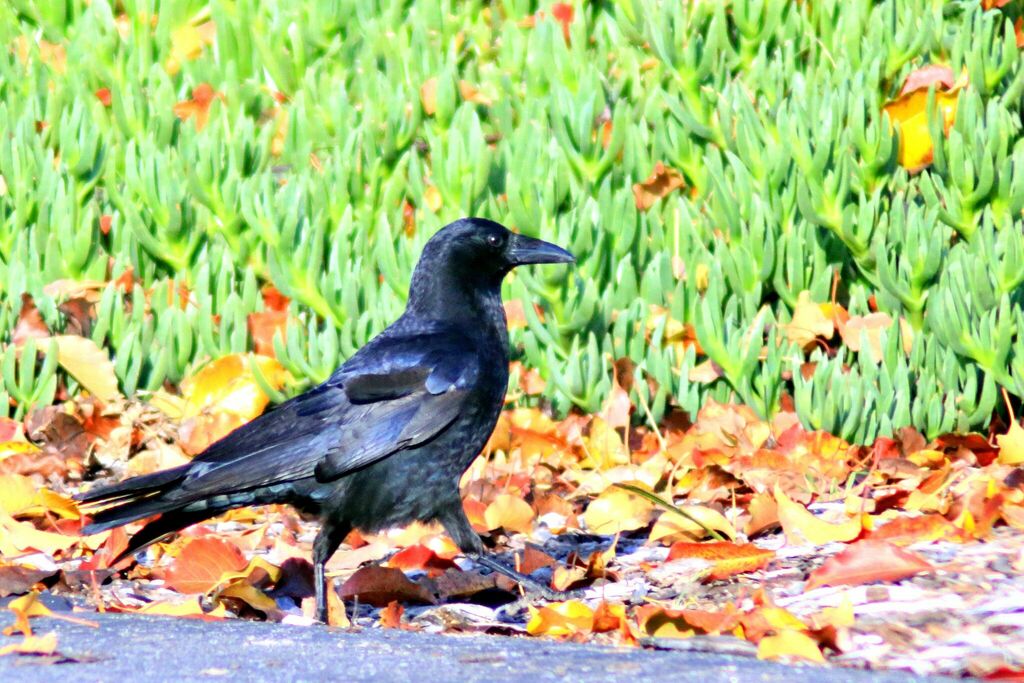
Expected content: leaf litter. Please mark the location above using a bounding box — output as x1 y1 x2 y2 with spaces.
1 312 1024 676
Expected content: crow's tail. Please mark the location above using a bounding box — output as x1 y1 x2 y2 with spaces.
75 465 228 562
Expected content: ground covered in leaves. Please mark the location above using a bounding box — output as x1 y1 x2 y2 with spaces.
2 374 1024 679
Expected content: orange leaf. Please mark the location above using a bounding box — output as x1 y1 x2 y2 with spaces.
95 88 112 107
804 539 933 591
666 541 774 580
551 3 574 45
863 513 966 546
162 537 247 594
379 600 405 629
247 309 289 358
172 83 222 131
339 566 435 607
632 162 685 211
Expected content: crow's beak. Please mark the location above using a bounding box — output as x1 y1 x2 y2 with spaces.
508 234 575 266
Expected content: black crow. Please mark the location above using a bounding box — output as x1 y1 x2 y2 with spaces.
76 217 574 622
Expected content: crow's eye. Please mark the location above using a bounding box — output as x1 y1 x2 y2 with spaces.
486 234 503 248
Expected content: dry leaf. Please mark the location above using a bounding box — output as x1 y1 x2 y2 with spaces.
582 486 654 534
666 541 774 580
774 486 861 546
484 493 535 534
162 537 248 594
50 335 120 401
633 162 685 211
804 539 933 591
883 86 960 172
757 629 825 663
526 600 594 637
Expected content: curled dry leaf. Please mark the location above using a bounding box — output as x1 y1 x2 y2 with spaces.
632 162 685 211
774 486 861 546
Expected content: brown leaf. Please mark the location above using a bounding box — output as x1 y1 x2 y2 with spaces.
339 566 435 606
632 162 685 211
12 294 49 346
804 539 933 591
0 563 57 598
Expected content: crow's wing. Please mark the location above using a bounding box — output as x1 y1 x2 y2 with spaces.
165 332 478 502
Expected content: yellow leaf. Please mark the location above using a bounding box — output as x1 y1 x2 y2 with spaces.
649 507 737 543
0 631 58 656
883 88 959 172
0 475 36 516
50 335 121 401
583 486 654 534
423 185 442 213
757 629 825 663
0 441 39 466
784 291 834 349
181 354 288 420
997 421 1024 465
773 485 861 546
581 417 630 469
483 493 535 534
0 510 81 556
526 600 594 636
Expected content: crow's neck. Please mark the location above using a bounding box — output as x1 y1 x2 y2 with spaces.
406 271 508 342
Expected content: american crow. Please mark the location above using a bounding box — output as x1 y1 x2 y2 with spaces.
76 217 574 622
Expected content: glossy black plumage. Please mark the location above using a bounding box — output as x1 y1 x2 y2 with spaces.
75 218 574 621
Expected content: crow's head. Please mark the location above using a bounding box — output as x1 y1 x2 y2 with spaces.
422 217 574 280
405 218 574 319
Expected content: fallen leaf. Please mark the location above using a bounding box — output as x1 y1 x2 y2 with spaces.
50 335 121 401
784 291 834 349
863 513 966 545
649 505 737 543
0 563 57 598
339 566 435 606
12 294 49 346
162 537 247 594
633 162 685 211
0 631 58 657
805 539 933 591
900 64 955 95
757 629 825 663
526 600 593 637
484 493 535 534
136 597 229 621
883 86 960 172
172 83 222 131
582 486 653 534
997 421 1024 466
774 486 861 546
666 541 774 580
387 545 458 576
379 600 405 629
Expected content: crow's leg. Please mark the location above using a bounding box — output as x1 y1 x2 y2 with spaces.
313 519 351 624
438 504 566 601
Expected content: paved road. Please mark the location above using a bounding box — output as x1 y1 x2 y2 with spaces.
0 612 956 682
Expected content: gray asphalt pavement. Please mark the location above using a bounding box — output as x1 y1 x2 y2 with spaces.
0 612 955 682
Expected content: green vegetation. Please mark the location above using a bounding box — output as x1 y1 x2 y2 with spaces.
1 0 1023 442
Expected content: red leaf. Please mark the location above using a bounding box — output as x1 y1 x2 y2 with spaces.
386 544 458 577
339 566 435 607
805 540 933 591
162 537 247 594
